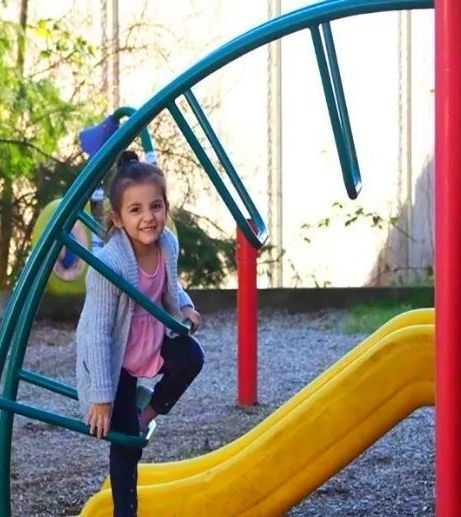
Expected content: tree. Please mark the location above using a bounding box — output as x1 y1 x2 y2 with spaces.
0 14 102 290
173 207 236 288
0 6 240 290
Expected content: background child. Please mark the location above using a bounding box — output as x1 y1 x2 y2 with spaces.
76 150 204 516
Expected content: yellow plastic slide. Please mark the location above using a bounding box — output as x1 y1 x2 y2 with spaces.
81 309 434 516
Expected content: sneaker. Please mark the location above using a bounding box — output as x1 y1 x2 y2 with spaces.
145 419 157 441
138 409 156 440
136 384 156 440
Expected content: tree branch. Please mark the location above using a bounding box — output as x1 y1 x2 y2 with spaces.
0 138 66 165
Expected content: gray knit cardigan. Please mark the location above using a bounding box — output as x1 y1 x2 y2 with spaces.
75 227 193 417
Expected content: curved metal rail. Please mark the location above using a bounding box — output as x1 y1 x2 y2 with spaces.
0 1 433 515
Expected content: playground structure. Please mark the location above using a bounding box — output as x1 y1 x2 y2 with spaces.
81 308 434 515
30 106 161 297
0 0 457 515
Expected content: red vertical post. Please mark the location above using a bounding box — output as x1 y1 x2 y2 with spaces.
236 223 258 406
435 0 461 514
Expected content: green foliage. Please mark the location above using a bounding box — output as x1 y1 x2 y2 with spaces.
0 19 97 178
343 287 433 333
331 202 399 229
377 263 434 287
0 13 237 290
33 18 96 69
0 17 102 289
344 302 414 334
173 207 236 288
301 200 434 287
301 202 400 244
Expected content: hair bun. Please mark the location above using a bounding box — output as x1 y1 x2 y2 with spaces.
116 150 139 170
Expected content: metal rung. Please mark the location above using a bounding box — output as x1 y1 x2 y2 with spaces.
311 23 361 199
19 369 78 400
168 100 268 249
184 89 267 243
59 231 192 335
0 397 146 448
77 210 107 240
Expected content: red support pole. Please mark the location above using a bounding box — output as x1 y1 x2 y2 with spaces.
435 0 461 514
236 223 258 406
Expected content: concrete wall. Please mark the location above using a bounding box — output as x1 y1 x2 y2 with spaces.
0 287 433 322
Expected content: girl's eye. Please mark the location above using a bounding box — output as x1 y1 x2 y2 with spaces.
129 207 140 213
152 202 163 211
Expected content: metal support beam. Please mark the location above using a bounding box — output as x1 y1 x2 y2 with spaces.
435 0 461 514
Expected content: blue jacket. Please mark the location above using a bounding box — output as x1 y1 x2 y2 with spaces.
75 227 193 417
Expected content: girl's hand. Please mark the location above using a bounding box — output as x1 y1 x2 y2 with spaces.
182 306 201 334
87 403 112 438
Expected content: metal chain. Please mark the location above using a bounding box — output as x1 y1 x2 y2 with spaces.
267 0 274 265
101 0 109 99
266 0 283 287
397 11 404 211
397 11 413 279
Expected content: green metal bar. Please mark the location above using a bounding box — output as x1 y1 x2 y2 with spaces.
59 231 191 334
0 239 63 516
78 210 107 241
168 101 268 249
112 106 156 156
322 22 361 194
0 397 146 448
183 89 267 246
311 25 358 198
19 369 78 400
0 196 109 515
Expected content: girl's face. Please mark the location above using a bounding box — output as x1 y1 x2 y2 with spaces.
111 181 167 254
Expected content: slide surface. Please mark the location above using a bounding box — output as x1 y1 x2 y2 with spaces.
81 309 434 516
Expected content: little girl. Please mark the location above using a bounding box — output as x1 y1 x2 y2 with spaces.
76 150 204 517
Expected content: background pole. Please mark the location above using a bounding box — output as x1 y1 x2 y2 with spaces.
237 223 258 406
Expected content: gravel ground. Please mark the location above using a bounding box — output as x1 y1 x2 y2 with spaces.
5 309 434 516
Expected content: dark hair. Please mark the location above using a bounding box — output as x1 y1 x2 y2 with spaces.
107 150 169 231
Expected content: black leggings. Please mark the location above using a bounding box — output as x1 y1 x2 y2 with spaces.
109 334 204 517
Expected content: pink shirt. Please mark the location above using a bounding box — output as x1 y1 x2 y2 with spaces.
122 252 166 378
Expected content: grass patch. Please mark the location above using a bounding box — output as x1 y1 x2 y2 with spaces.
344 302 415 334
